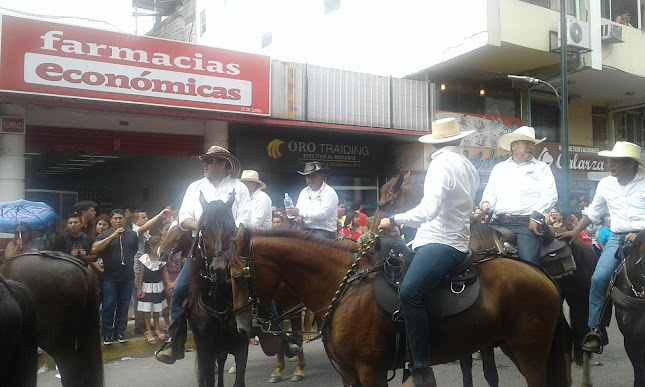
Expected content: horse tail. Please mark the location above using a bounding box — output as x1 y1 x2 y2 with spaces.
3 277 38 387
547 308 573 387
76 272 104 386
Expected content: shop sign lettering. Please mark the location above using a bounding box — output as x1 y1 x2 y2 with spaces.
0 117 25 134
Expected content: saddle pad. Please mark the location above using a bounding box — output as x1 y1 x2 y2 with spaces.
374 271 481 319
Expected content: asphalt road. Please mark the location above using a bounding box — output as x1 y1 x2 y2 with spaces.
37 317 637 387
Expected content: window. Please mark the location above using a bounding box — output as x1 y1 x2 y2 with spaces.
521 0 575 16
531 101 561 142
592 106 608 148
261 32 272 48
616 111 643 145
324 0 341 15
602 0 639 28
200 10 206 35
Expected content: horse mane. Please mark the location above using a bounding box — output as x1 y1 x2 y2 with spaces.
470 221 497 250
249 228 357 253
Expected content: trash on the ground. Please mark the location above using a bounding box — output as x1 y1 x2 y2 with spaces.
186 348 195 352
595 361 603 366
55 374 61 379
120 356 134 361
37 365 48 374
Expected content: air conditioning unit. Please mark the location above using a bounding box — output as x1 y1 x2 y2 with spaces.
556 18 591 52
601 23 624 43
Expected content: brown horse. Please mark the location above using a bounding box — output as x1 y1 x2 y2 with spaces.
582 229 645 387
0 253 103 387
226 227 571 387
0 274 37 387
377 173 598 368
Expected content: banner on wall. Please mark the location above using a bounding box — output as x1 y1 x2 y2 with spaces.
0 15 271 115
436 111 522 148
534 143 607 180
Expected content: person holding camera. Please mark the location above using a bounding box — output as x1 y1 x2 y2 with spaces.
53 212 94 262
480 126 558 264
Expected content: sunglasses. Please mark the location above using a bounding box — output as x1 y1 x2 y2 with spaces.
203 158 224 165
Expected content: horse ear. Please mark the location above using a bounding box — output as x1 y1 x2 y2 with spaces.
393 173 405 191
227 189 236 209
199 191 208 209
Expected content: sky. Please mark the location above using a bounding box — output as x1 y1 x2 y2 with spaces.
0 0 486 77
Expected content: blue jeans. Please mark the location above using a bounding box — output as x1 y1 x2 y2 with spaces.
170 254 193 323
307 228 335 239
102 281 132 337
400 243 467 369
588 234 622 329
504 220 542 264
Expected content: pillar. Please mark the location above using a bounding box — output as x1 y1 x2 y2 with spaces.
203 120 229 152
0 104 26 203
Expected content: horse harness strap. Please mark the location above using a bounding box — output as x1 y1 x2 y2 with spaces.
31 250 89 272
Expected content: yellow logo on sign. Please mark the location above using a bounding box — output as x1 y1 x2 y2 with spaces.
267 139 285 159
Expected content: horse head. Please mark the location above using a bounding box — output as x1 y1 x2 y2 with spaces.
373 172 423 232
158 222 191 262
621 229 645 295
197 191 237 284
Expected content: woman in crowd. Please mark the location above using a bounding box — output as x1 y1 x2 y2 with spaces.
342 211 363 241
5 224 39 258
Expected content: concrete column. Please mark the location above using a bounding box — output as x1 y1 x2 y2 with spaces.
203 120 229 152
0 104 26 202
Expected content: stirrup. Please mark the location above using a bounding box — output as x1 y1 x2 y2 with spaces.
582 329 604 354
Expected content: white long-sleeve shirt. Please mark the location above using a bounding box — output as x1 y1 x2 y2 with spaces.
296 181 339 233
584 168 645 233
481 157 557 217
393 146 480 252
249 188 273 229
178 176 251 235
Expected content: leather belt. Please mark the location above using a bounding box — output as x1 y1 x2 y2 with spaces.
499 214 531 222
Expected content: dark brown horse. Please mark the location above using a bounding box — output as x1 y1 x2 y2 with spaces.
0 274 37 387
582 229 645 387
0 253 103 387
226 227 571 386
376 173 598 369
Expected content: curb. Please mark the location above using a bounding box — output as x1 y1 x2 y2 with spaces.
37 332 196 368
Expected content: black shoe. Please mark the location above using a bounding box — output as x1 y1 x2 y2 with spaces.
103 334 114 345
116 332 128 343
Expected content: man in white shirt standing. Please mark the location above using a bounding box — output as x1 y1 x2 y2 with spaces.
480 126 558 264
285 162 339 239
156 145 251 364
240 170 273 229
560 141 645 353
379 117 479 386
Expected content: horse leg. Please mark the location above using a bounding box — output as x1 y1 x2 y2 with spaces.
216 355 226 387
195 342 216 387
567 299 590 367
50 347 80 387
269 352 285 383
291 350 306 382
459 354 474 387
625 339 645 387
581 351 593 387
481 345 499 387
355 363 389 387
233 343 249 387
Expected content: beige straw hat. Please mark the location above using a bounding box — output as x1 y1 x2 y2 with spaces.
418 117 475 144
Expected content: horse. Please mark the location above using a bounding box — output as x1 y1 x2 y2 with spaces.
376 173 598 371
0 253 103 387
0 274 37 387
159 211 308 384
581 228 645 387
225 227 572 387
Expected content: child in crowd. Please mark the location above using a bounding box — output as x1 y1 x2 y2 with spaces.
342 211 363 241
137 236 172 344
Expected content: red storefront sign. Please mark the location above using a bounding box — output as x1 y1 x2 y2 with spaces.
0 117 25 133
0 15 271 115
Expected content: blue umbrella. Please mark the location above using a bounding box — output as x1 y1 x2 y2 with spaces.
0 199 60 233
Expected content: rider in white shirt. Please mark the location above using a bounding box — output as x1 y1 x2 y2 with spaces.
560 141 645 353
379 118 479 386
240 170 273 229
156 145 250 364
286 162 339 239
481 126 558 264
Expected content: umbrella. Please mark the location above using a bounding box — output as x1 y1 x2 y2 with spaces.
0 199 60 233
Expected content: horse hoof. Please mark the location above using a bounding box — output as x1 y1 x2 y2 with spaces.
290 375 304 382
228 365 236 374
269 376 282 383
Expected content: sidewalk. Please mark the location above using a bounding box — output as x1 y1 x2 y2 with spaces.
37 317 196 368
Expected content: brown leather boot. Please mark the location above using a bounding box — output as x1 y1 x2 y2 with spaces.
399 367 437 387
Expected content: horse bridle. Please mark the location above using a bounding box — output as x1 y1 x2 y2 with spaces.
382 182 423 215
616 239 645 298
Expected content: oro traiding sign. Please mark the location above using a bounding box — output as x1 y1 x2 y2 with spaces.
0 15 271 115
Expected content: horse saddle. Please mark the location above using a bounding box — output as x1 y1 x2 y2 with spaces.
489 225 575 278
373 237 480 319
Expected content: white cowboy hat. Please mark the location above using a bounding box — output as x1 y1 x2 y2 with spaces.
240 169 266 189
418 117 475 144
498 126 546 151
598 141 645 166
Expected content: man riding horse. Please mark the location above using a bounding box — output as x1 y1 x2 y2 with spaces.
379 117 480 387
560 141 645 353
156 145 251 364
480 126 558 264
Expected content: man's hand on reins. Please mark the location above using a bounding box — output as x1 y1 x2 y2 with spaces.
528 219 544 236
